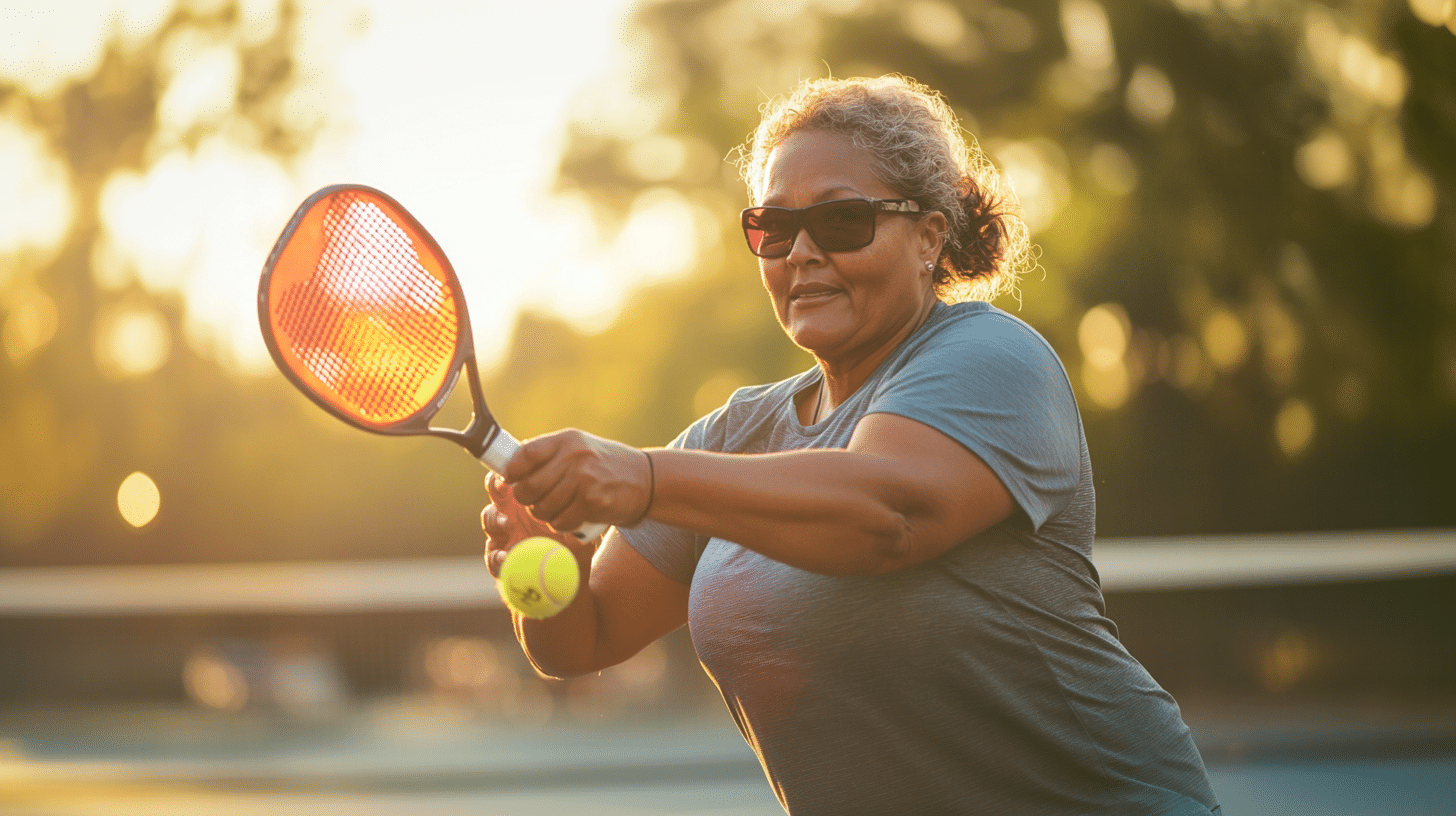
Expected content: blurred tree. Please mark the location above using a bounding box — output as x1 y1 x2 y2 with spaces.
0 1 488 566
488 0 1456 536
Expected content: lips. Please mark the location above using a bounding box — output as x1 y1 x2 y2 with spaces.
788 283 842 304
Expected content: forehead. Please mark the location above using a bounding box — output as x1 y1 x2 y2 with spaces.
759 129 893 206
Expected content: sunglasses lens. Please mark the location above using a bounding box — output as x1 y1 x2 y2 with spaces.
741 200 881 257
804 200 875 252
742 208 798 257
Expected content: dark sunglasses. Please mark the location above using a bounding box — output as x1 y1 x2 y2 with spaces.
740 198 923 258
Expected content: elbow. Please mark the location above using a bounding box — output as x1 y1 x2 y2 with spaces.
867 513 916 575
517 628 603 680
522 649 595 681
833 507 916 577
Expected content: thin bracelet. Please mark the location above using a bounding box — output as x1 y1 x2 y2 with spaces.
637 449 656 525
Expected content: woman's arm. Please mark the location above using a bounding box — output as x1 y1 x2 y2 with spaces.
504 411 1015 577
484 477 688 679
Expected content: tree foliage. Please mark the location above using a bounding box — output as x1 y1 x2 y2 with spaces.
491 0 1456 535
3 1 1452 570
0 2 487 566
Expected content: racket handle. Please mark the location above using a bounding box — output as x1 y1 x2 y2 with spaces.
479 429 610 542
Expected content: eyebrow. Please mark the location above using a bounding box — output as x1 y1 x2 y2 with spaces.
759 187 867 207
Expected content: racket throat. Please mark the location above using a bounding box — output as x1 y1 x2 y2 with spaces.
454 361 506 464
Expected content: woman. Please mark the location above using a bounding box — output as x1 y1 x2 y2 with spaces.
483 75 1220 815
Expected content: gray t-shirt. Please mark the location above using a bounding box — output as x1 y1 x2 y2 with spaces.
621 301 1219 815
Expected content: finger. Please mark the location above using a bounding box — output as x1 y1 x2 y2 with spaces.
525 477 586 532
510 453 570 510
502 432 565 483
481 504 510 541
485 472 515 506
481 506 504 578
488 483 578 548
484 547 506 578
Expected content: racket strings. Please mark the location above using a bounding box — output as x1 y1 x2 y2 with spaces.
273 192 459 423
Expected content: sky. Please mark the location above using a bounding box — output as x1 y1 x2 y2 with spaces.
0 0 691 374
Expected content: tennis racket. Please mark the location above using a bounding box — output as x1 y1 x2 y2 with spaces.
258 183 608 542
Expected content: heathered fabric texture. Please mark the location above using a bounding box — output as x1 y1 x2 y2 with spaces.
621 301 1219 815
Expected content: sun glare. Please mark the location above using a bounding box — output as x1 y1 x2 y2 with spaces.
0 117 73 260
6 0 643 374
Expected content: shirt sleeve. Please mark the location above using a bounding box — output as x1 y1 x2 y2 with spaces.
866 312 1083 530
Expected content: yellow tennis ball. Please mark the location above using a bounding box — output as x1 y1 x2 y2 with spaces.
498 536 580 619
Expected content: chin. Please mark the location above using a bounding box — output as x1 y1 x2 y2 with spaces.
786 325 840 355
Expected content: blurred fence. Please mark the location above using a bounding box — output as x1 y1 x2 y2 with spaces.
0 529 1453 717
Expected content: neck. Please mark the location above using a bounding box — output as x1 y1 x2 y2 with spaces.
815 296 938 413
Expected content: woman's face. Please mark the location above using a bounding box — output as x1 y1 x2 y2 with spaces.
756 129 944 366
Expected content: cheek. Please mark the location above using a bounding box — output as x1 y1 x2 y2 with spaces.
760 262 788 299
759 264 790 320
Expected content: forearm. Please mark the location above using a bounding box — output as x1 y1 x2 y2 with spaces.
511 532 689 679
511 547 606 679
501 416 1012 579
647 448 920 576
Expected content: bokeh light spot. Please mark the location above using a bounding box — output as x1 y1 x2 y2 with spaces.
612 188 700 280
992 138 1070 234
423 636 500 693
1337 35 1407 107
1256 628 1321 692
1275 398 1316 458
1295 128 1353 190
117 471 161 528
2 286 59 364
1409 0 1456 26
1201 308 1249 372
900 0 981 63
1082 359 1131 409
94 305 171 379
1125 64 1175 126
184 646 249 711
1061 0 1116 73
1088 142 1138 195
1078 304 1132 409
1078 303 1129 368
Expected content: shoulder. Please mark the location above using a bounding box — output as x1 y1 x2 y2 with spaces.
890 301 1069 389
871 301 1082 457
678 368 816 453
872 302 1088 530
917 301 1059 358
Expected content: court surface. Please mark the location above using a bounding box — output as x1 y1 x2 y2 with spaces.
1 701 1451 816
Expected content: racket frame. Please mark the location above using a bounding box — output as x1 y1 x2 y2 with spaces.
259 184 606 541
257 184 504 462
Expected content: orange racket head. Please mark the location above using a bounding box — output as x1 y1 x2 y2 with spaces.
258 185 474 435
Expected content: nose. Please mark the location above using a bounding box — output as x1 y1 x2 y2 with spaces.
784 226 825 265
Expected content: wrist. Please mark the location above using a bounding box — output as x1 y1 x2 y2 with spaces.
631 449 656 526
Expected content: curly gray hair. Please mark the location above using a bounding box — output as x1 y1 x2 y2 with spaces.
737 75 1032 303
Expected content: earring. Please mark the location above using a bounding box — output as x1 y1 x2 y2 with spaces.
925 261 935 272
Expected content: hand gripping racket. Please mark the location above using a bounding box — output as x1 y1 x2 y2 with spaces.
258 184 608 542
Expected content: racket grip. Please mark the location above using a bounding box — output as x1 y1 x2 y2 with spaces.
478 429 610 542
